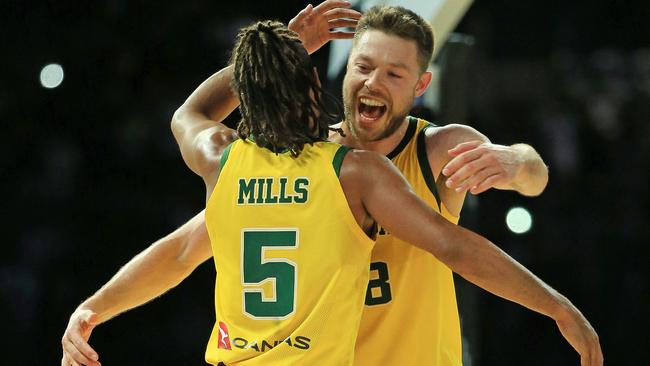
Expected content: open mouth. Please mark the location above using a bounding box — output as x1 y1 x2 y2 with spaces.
358 97 387 121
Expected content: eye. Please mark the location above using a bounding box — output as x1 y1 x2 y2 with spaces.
388 71 403 79
355 63 370 73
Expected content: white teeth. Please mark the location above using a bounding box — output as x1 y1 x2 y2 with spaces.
360 97 385 107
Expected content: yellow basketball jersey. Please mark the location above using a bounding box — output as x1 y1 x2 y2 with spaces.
204 139 374 366
354 117 463 365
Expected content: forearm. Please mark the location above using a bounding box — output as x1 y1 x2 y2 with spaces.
170 65 239 176
77 238 199 324
509 143 548 196
171 65 238 138
179 65 239 121
444 227 569 320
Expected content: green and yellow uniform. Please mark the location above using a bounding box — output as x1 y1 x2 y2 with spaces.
204 139 374 365
354 117 462 366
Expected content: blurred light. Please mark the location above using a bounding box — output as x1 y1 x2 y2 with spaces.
506 206 532 234
40 64 64 89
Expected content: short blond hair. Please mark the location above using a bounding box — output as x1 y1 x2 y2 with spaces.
354 6 435 73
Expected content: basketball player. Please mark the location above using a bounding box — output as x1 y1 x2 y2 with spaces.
62 4 603 366
173 4 559 365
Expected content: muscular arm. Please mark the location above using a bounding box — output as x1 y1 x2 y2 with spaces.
341 151 601 365
170 0 361 182
80 211 212 322
62 212 212 365
427 124 549 216
170 66 238 182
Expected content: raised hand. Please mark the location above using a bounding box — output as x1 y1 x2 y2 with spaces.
288 0 362 55
442 140 524 195
61 309 101 366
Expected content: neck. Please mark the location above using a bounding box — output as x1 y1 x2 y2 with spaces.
331 117 410 156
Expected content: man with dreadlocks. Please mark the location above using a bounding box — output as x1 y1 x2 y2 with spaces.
62 4 602 366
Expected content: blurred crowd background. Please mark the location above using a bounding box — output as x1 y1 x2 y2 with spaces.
2 1 648 364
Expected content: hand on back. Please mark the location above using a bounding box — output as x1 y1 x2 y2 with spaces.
442 140 522 195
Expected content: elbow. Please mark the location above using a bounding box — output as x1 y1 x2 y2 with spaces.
522 166 549 197
513 159 548 197
170 106 186 139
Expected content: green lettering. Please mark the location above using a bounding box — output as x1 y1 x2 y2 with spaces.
264 178 278 204
256 178 265 204
293 178 309 203
278 177 292 203
238 178 256 204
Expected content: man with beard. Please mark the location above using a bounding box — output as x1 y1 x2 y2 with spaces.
173 4 551 364
328 6 550 365
62 2 600 366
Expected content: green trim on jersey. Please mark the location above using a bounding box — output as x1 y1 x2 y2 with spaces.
416 123 442 209
333 145 352 177
220 141 234 169
386 116 418 159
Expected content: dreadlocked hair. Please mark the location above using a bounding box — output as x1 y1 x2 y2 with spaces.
230 20 341 157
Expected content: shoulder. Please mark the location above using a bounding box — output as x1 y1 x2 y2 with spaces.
202 129 239 189
422 123 490 153
339 149 396 182
341 149 389 169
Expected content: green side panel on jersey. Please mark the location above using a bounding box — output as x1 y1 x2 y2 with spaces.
416 124 442 210
333 145 352 177
220 141 234 169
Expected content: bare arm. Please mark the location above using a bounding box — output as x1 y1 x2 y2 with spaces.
443 138 548 196
171 0 361 182
427 124 548 215
341 151 601 365
61 211 212 366
170 66 239 181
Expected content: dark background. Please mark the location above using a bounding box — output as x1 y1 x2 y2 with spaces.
2 0 648 364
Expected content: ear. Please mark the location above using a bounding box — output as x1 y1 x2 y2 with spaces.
414 71 433 97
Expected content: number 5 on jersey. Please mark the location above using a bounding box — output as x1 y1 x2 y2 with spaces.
242 229 298 319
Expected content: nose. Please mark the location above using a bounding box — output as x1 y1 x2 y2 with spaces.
364 70 382 93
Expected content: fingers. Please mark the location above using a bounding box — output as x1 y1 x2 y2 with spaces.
62 336 99 366
469 174 502 195
292 3 314 24
313 0 354 14
447 140 483 157
328 19 359 29
62 354 81 366
328 31 356 40
455 167 501 194
62 314 100 366
442 146 483 179
322 8 363 21
444 152 484 189
70 330 99 362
